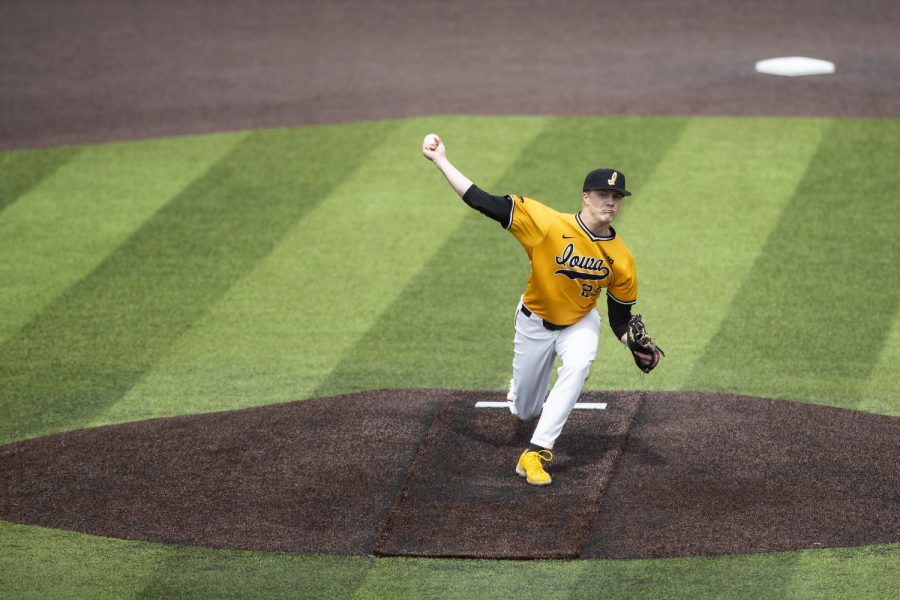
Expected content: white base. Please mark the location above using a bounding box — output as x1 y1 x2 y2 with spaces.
755 56 835 77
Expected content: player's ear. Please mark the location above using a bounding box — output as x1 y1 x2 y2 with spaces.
582 191 590 207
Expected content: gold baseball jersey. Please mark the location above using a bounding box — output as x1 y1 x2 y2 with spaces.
507 195 637 325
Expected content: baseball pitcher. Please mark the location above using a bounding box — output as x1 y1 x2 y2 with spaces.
422 133 663 486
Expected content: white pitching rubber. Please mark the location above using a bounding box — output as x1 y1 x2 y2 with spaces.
475 401 607 410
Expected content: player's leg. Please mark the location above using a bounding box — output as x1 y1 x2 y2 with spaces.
528 309 601 449
508 305 556 421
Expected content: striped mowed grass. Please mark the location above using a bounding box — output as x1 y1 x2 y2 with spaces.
1 115 899 599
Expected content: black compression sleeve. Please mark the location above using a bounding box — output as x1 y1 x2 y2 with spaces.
607 294 633 340
462 184 513 227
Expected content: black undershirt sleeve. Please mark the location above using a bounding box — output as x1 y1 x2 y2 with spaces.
462 184 513 228
607 294 633 341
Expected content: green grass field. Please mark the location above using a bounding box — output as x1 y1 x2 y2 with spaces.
1 115 899 598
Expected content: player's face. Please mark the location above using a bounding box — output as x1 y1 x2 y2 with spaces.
582 189 623 225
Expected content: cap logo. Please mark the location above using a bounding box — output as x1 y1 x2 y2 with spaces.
607 171 618 185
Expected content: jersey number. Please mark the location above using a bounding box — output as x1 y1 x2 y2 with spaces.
580 283 601 298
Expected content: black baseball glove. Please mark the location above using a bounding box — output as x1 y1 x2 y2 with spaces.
626 314 665 373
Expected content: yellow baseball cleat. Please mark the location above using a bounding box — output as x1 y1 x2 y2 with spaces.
516 449 553 486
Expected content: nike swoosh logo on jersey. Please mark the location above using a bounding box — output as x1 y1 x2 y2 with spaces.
555 269 610 281
562 235 575 239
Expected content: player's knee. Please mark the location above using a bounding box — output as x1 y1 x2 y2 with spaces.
566 356 595 377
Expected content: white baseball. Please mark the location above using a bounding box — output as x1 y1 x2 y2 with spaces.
423 133 439 150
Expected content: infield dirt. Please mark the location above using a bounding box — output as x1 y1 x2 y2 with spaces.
2 0 899 151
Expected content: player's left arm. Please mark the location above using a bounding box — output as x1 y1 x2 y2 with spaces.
608 296 665 372
607 256 662 371
607 296 648 356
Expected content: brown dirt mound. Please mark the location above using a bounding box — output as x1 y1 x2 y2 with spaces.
0 389 897 559
583 392 900 558
0 389 446 554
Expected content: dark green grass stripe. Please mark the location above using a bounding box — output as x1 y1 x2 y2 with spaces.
133 549 374 600
686 120 900 405
314 117 689 397
0 146 80 213
0 122 394 444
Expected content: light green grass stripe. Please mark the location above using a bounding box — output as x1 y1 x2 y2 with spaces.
779 543 899 599
0 123 393 445
92 116 549 425
2 521 896 600
353 545 899 600
0 135 245 343
0 145 79 213
315 116 688 397
687 119 900 411
862 310 900 414
599 117 831 392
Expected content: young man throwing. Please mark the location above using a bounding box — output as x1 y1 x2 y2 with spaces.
422 133 662 486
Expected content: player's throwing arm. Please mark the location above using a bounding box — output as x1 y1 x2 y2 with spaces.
422 133 473 197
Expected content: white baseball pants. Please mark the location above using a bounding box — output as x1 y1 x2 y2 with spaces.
507 300 601 449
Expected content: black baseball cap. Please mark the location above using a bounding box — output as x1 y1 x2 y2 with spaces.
583 168 631 196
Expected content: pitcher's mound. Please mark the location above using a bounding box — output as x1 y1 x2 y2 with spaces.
0 389 897 559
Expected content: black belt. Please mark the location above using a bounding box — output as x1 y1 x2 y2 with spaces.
520 305 571 331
